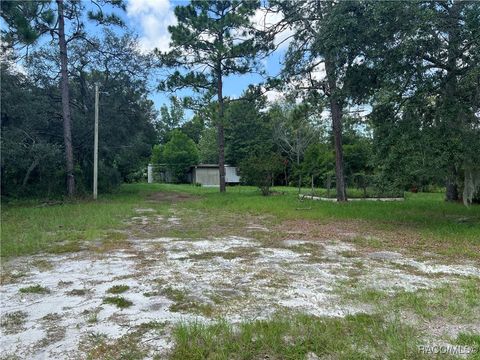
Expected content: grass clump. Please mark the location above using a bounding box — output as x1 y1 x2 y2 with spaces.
161 286 214 316
391 278 480 320
170 313 425 360
81 332 148 360
103 296 133 309
1 310 28 334
19 284 50 294
106 285 130 294
67 288 89 296
82 308 101 324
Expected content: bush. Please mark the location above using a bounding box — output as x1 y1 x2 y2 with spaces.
162 130 199 183
239 153 283 195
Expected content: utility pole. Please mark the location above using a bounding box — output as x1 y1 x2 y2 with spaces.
93 83 99 200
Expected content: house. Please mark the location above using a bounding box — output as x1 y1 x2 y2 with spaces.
190 164 240 186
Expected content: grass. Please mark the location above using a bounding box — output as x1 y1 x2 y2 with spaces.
81 331 148 360
2 183 479 259
0 311 28 334
106 285 130 294
1 184 170 257
67 288 89 296
102 296 133 309
161 286 215 316
456 333 480 359
170 313 439 360
1 183 479 358
19 284 50 294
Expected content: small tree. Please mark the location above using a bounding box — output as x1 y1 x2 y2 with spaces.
162 130 198 183
239 153 283 196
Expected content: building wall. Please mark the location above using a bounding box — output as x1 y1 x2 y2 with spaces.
194 168 220 186
225 166 240 183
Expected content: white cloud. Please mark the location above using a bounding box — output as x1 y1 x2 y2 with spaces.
251 8 294 49
126 0 177 52
265 88 285 103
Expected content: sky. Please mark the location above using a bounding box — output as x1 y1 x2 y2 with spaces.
120 0 290 114
2 0 368 120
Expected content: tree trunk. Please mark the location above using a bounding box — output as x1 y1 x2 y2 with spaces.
325 56 347 202
57 0 75 197
443 3 461 202
22 159 39 188
216 61 226 193
446 167 459 201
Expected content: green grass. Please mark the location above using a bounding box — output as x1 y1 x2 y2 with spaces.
106 285 130 294
1 183 479 259
19 284 50 294
1 184 169 257
456 333 480 360
170 313 439 360
102 296 133 309
341 276 479 308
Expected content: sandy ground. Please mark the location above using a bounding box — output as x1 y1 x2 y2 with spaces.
1 215 479 359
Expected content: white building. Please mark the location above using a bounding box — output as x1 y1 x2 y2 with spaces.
190 164 240 186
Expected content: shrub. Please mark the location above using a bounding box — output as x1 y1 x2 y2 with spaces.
239 153 283 195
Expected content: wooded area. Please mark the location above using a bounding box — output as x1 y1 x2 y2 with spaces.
1 0 479 204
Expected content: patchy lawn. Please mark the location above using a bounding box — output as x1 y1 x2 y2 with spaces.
1 184 479 359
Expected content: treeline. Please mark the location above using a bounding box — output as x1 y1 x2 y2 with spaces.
2 1 480 203
151 0 480 202
1 31 156 198
151 89 402 197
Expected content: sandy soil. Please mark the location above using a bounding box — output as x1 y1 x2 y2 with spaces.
2 224 479 359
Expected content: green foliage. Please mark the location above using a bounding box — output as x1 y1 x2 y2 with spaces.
155 97 185 144
19 284 50 294
158 1 271 95
198 127 218 164
368 1 480 199
239 153 283 195
103 296 133 309
151 145 164 165
162 130 199 183
301 143 334 186
0 1 56 46
1 31 156 198
225 88 274 166
180 115 204 144
107 285 130 294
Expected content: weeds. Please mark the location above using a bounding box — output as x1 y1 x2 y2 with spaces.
19 284 50 294
102 296 133 309
106 285 130 294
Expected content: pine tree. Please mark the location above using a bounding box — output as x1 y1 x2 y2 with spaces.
158 0 273 192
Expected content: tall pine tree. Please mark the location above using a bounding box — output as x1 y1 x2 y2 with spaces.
158 0 273 192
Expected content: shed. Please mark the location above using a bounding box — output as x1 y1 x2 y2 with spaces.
190 164 240 186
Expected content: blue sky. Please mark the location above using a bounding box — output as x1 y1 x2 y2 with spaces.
117 0 290 115
1 0 295 118
1 0 373 121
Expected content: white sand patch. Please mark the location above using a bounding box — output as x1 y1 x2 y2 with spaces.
1 236 478 359
167 217 181 225
394 259 480 277
134 208 156 213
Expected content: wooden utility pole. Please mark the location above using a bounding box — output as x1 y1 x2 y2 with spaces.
93 83 99 200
